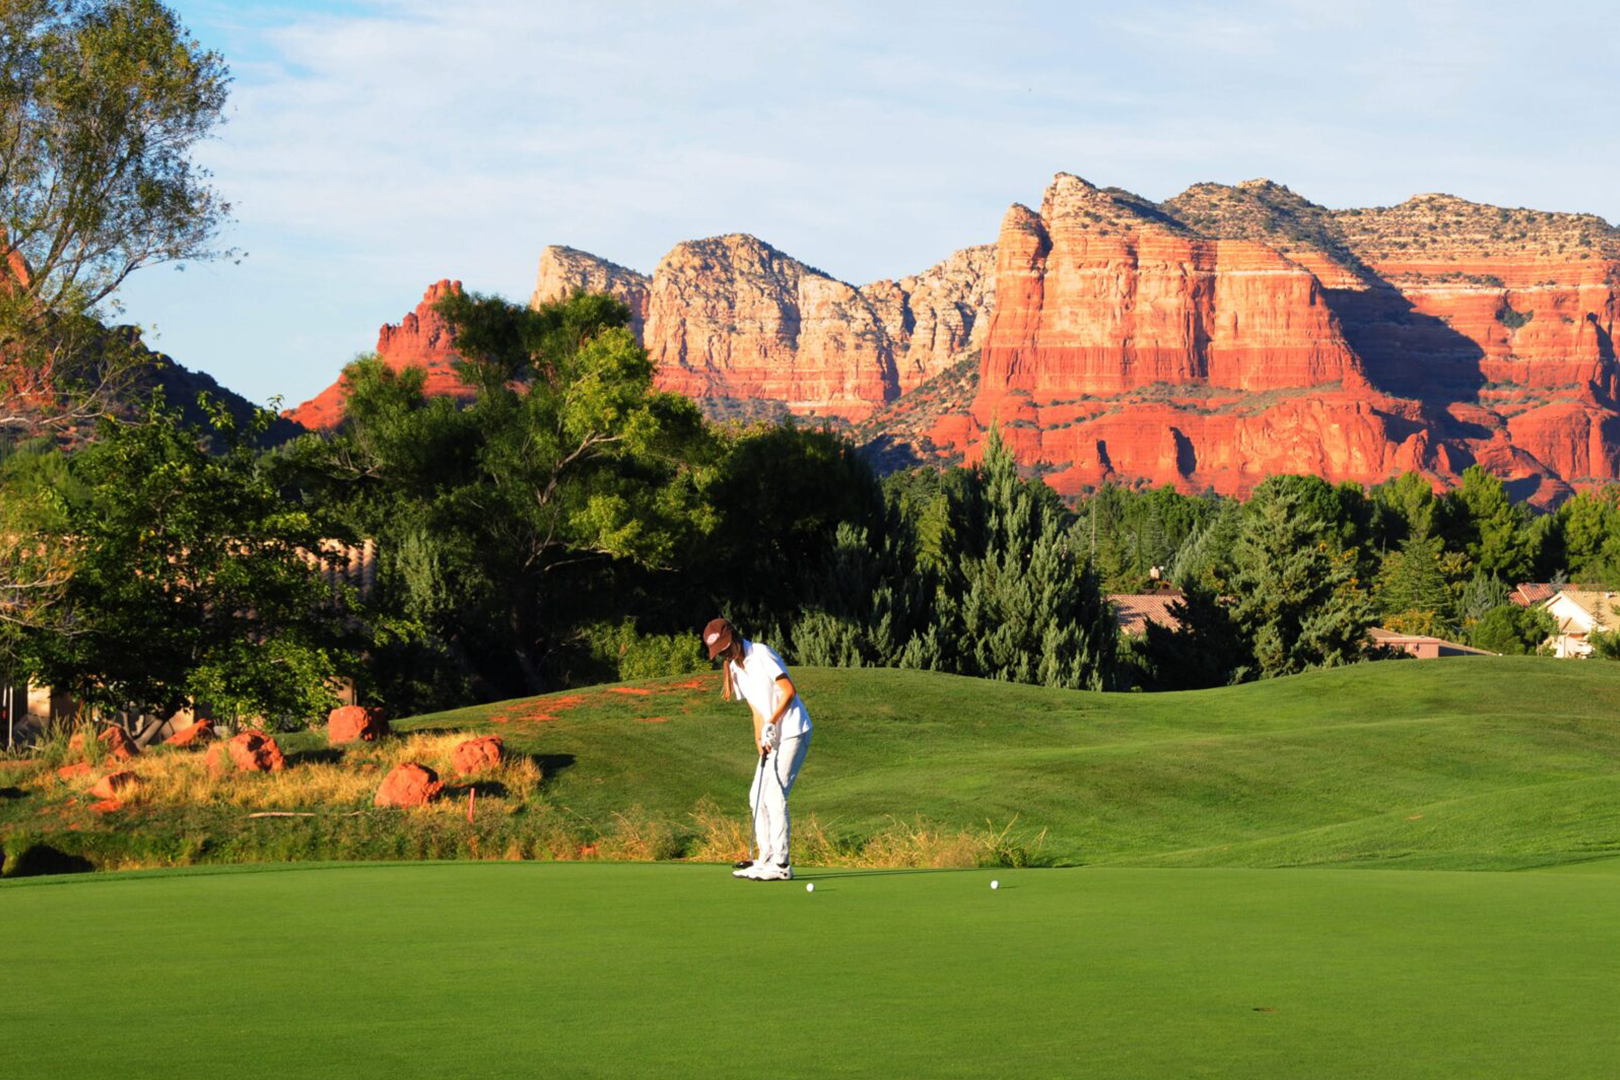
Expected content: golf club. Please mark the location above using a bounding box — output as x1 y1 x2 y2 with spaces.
737 746 768 869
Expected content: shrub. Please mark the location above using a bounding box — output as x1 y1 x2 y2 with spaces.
1470 604 1555 655
579 620 707 683
1497 303 1533 330
1588 629 1620 660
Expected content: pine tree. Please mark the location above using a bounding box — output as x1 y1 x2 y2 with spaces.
945 432 1119 690
1374 532 1457 626
1229 489 1375 679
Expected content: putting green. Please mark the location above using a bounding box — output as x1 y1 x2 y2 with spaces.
6 862 1617 1078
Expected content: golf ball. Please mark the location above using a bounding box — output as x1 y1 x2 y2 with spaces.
805 882 815 893
991 880 1000 890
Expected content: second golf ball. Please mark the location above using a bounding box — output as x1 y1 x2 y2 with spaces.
805 882 815 893
990 880 1000 890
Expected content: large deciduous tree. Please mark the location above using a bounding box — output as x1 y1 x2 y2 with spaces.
287 290 718 706
23 401 350 725
1 0 230 433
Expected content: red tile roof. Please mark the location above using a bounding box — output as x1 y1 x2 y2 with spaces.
1108 592 1184 636
1509 583 1556 607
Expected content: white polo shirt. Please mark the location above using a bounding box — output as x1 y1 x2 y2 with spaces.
728 640 812 739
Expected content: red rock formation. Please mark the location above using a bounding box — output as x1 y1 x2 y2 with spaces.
56 761 92 781
284 280 472 430
374 762 443 807
165 720 214 747
292 172 1620 502
69 726 138 762
529 238 995 421
532 246 650 337
327 705 388 745
450 735 503 775
940 174 1620 504
227 731 286 773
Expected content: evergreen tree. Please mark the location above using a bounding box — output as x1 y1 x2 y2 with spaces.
1374 532 1462 631
1439 466 1536 583
1130 581 1249 690
940 432 1118 690
1470 604 1555 655
1552 487 1620 586
1228 488 1375 678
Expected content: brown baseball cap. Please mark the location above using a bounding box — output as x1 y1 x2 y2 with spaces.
702 617 736 659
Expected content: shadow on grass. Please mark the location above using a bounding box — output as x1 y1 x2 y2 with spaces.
286 747 345 766
4 843 95 878
535 753 576 787
798 868 982 881
0 786 24 800
444 781 510 799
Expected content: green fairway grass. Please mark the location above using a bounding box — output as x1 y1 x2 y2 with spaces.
4 861 1617 1079
4 656 1619 871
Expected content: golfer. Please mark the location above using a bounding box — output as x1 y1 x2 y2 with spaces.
704 617 812 881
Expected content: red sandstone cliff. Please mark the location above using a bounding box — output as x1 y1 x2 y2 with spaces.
284 280 472 430
532 246 650 338
529 235 994 421
289 174 1620 503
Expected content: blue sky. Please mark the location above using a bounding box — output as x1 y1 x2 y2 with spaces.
114 0 1620 408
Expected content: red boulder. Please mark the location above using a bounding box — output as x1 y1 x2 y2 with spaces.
55 761 92 781
88 770 140 800
451 736 503 775
374 762 443 808
327 705 388 745
69 726 138 761
165 719 215 747
227 731 286 773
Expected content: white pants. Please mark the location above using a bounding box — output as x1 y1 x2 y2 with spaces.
750 732 810 864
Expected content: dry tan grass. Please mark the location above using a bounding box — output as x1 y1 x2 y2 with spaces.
58 731 546 814
596 806 682 861
686 798 1044 869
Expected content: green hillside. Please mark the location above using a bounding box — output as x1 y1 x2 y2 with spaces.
393 655 1619 871
5 656 1618 873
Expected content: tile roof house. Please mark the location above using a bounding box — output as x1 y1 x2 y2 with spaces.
1539 589 1618 658
1367 627 1492 658
1108 592 1184 636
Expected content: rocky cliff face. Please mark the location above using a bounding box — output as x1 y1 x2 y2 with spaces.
532 246 650 338
926 174 1620 505
531 235 995 421
289 173 1620 503
284 280 473 430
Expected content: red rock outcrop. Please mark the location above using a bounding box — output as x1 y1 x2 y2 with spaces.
165 720 214 747
532 245 650 337
70 726 138 762
934 175 1620 504
450 735 503 775
529 237 995 421
290 172 1620 502
227 731 286 773
374 762 443 807
284 280 472 430
327 705 388 745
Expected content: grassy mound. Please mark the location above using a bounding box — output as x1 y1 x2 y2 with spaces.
4 861 1618 1079
3 656 1618 873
